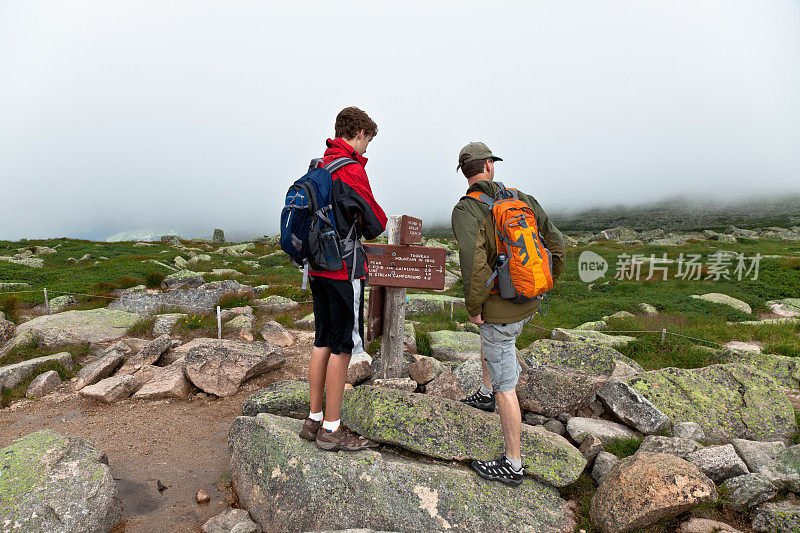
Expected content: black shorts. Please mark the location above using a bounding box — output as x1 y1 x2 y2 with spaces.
309 276 365 355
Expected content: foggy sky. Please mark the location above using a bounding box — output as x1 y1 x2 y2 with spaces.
1 0 799 241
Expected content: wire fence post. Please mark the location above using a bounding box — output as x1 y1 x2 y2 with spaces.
450 300 454 320
661 328 667 344
44 287 50 315
217 306 222 339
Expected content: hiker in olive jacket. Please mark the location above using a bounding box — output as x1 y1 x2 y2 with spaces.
451 141 565 486
452 177 565 322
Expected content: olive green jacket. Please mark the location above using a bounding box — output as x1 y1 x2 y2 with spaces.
451 179 566 323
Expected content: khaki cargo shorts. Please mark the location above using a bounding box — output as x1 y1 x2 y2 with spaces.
479 316 532 393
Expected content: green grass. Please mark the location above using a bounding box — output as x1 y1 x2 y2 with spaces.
127 316 156 337
415 330 432 357
274 314 293 328
218 290 254 309
0 334 91 366
1 359 76 407
560 472 597 532
604 435 644 458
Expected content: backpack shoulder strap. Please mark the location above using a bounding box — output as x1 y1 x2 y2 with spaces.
309 158 323 170
462 191 494 207
324 157 358 174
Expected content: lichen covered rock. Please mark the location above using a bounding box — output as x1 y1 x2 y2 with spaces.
241 379 312 418
520 339 642 376
229 413 575 532
0 430 122 533
427 330 480 362
591 453 717 533
626 364 796 444
341 386 585 487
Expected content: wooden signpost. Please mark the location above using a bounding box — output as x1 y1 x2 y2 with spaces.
366 215 447 379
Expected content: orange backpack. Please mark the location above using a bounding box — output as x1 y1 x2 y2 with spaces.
466 182 554 310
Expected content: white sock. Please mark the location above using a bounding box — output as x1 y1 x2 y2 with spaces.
308 411 323 422
479 384 493 396
507 456 523 471
322 419 340 432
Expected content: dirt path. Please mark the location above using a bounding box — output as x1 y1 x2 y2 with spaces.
0 332 313 533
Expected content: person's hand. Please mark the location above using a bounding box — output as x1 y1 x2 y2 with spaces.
469 314 484 326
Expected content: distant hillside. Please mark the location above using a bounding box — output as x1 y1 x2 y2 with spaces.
422 195 800 238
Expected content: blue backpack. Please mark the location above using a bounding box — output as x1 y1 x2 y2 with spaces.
280 157 357 281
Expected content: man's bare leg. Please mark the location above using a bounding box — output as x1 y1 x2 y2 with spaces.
308 346 332 414
495 389 522 462
322 352 351 422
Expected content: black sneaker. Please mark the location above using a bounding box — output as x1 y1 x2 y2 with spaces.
460 389 495 412
471 455 525 486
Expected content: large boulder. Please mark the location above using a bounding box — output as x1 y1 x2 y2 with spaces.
690 293 752 314
0 318 15 343
78 374 138 403
176 338 285 397
0 352 73 393
74 349 125 390
427 330 481 362
133 363 192 400
117 333 171 374
405 294 464 318
520 339 642 376
626 364 796 444
25 370 62 398
0 430 122 533
550 328 635 348
596 379 671 435
254 295 299 313
716 348 800 388
259 320 295 347
453 358 482 394
341 386 585 487
590 453 717 533
685 444 749 484
229 413 575 533
752 500 800 532
108 280 252 316
161 269 205 289
566 417 640 445
516 366 607 417
0 308 141 356
242 379 311 418
720 474 777 511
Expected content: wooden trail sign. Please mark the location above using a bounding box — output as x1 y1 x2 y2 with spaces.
365 244 446 290
366 215 448 378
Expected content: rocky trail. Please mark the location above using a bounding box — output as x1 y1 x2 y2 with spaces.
0 331 313 533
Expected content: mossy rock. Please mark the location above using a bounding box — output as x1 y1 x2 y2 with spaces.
242 379 315 418
229 413 575 532
716 348 800 388
520 339 642 376
427 330 481 362
406 294 464 318
341 386 585 487
0 430 122 532
626 363 797 444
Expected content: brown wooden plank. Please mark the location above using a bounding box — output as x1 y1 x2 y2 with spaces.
366 286 385 343
399 215 423 245
366 243 446 290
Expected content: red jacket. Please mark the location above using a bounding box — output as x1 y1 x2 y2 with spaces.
309 138 387 280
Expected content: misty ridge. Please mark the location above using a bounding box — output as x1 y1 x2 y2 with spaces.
414 193 800 240
96 193 800 243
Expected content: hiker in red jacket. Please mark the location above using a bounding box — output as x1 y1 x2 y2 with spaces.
298 107 388 450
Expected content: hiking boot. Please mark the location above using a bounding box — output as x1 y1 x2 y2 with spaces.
298 418 322 442
460 388 496 412
471 455 524 487
315 424 378 451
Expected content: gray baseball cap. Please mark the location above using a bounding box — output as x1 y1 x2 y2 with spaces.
456 141 503 171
